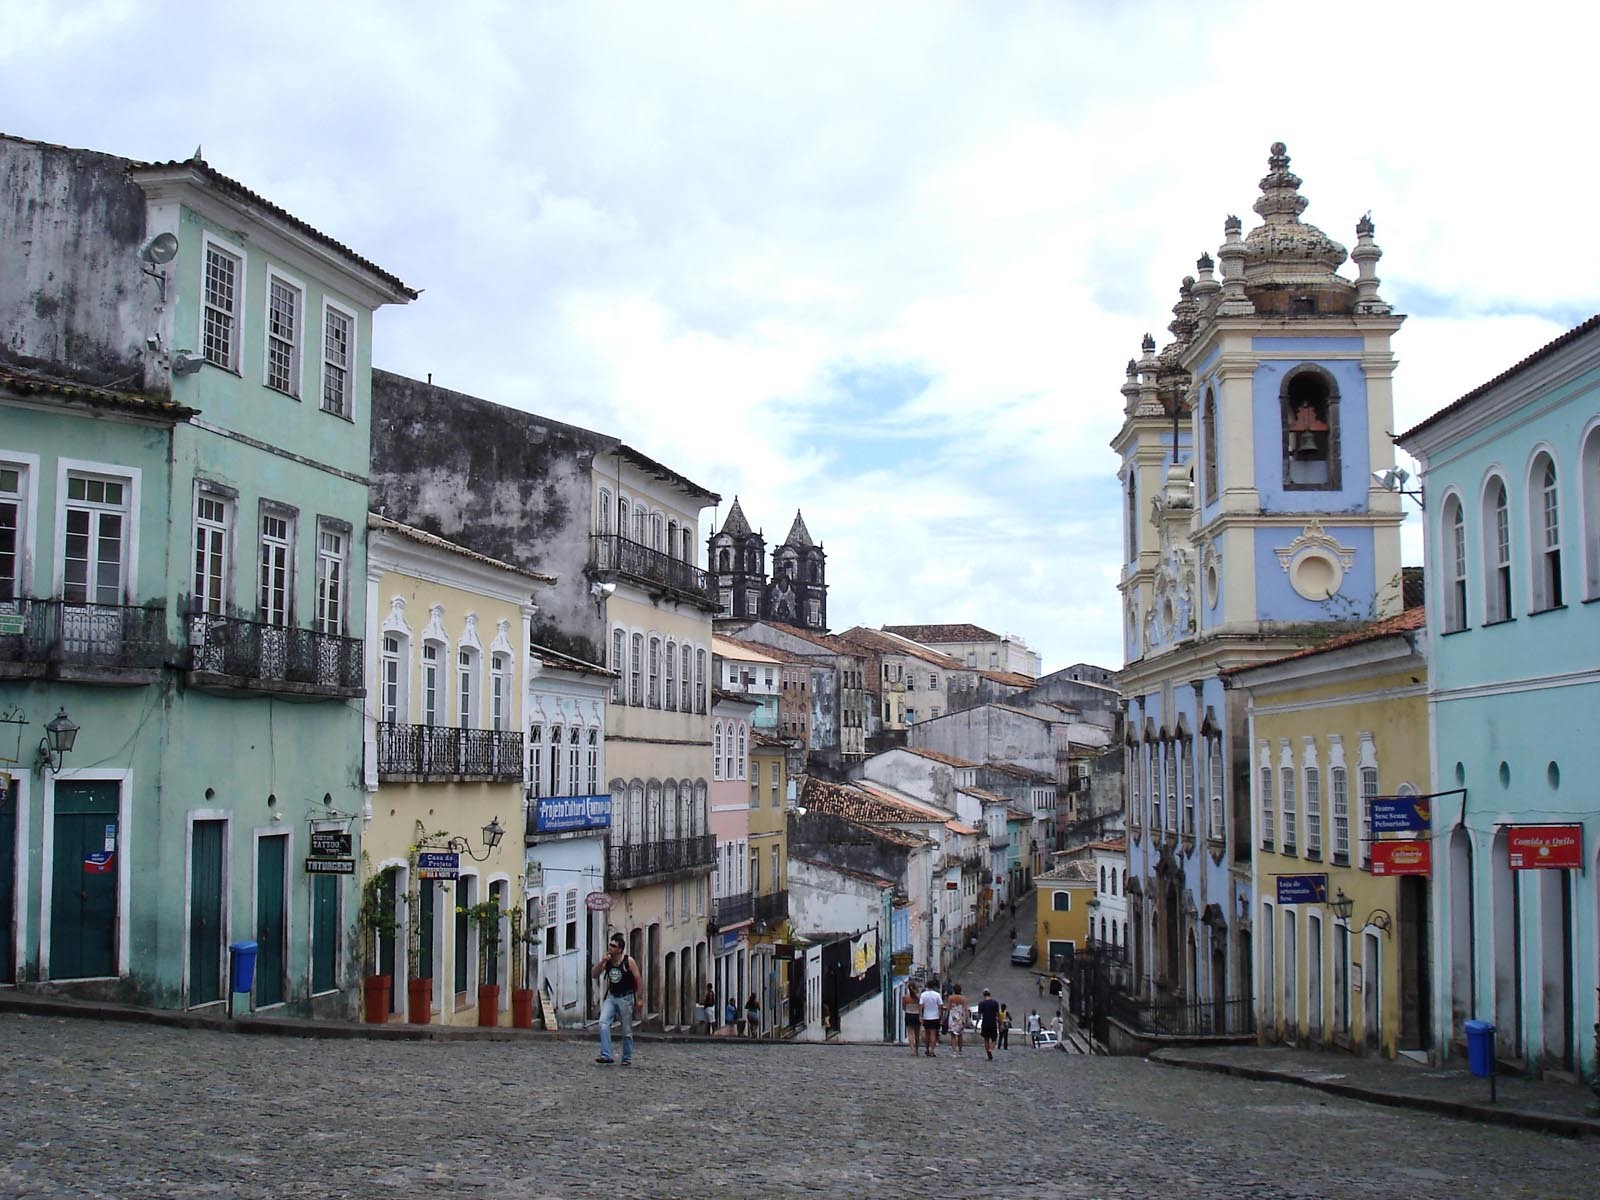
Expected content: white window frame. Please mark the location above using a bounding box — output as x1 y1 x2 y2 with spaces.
1207 734 1224 841
1258 741 1274 848
1181 737 1195 837
421 642 443 727
457 647 477 730
665 639 678 711
200 233 245 373
1279 739 1297 854
695 648 708 714
490 653 508 731
262 266 306 398
567 726 581 796
1357 734 1379 870
1441 493 1468 632
1529 451 1563 612
192 484 233 617
528 723 545 798
313 520 347 634
55 459 141 604
736 723 747 781
648 635 661 708
1482 475 1512 624
586 728 599 794
681 644 693 712
1330 739 1350 865
320 298 358 419
1303 738 1322 859
257 504 294 627
0 451 39 603
597 489 612 535
713 722 723 781
381 634 404 724
630 633 643 706
610 628 625 703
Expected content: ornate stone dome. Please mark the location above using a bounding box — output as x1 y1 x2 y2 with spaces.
1240 142 1349 288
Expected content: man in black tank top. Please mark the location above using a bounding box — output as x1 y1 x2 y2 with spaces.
590 932 640 1065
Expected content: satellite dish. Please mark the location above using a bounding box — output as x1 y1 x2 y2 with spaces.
141 232 179 265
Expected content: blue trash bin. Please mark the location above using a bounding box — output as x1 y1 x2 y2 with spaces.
229 940 259 994
1464 1018 1495 1077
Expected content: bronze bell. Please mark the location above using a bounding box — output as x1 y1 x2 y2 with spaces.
1287 401 1328 458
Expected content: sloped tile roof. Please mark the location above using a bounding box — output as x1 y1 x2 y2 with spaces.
531 644 615 677
901 747 979 769
1037 859 1096 885
369 513 557 582
835 626 966 669
0 364 197 419
800 777 944 829
791 855 895 890
882 622 1000 643
1222 606 1427 678
980 669 1036 687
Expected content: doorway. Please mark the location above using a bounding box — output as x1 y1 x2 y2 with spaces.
188 818 226 1005
51 780 120 980
1538 868 1574 1071
254 834 288 1007
1 774 16 983
1363 931 1382 1053
1398 874 1431 1051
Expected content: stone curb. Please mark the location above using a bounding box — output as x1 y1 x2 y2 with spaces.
1148 1050 1600 1139
0 992 892 1048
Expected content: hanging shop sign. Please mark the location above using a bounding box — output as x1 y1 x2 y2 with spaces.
310 830 352 857
417 851 461 880
1507 825 1583 871
774 943 797 961
305 856 355 874
1369 794 1431 834
1275 874 1328 904
584 891 614 912
1371 839 1431 877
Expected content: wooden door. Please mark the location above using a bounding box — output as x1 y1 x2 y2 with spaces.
255 835 287 1006
50 781 119 980
189 820 225 1005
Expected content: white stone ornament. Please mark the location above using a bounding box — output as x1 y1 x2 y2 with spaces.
1276 519 1357 601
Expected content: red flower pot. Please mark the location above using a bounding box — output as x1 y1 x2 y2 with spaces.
363 975 391 1024
407 977 432 1024
511 987 535 1029
477 984 501 1026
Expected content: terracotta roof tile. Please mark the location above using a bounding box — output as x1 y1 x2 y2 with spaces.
530 644 615 677
882 622 1001 644
901 746 979 769
1036 859 1096 884
1223 606 1427 677
800 777 945 829
0 364 198 419
790 855 895 890
369 513 557 582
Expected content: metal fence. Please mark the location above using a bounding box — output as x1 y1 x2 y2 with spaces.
377 723 525 780
1109 992 1257 1037
606 833 716 887
191 614 363 692
0 599 165 670
753 888 789 925
590 535 715 603
712 891 754 929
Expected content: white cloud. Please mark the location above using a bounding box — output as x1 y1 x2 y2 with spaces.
5 0 1596 671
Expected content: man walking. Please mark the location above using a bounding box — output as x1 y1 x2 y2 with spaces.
918 978 944 1057
590 932 639 1066
1027 1009 1043 1047
977 988 1000 1060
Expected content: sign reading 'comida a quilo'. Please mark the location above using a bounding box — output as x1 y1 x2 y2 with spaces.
533 794 612 834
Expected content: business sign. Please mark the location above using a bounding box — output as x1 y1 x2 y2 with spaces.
584 891 614 912
1275 873 1328 904
309 830 352 857
774 943 796 961
305 857 355 875
1370 794 1432 834
0 614 25 635
1507 825 1583 870
416 851 461 880
525 861 543 893
532 793 612 834
1371 839 1431 877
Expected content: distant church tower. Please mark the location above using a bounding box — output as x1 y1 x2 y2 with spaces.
766 510 828 632
708 497 768 619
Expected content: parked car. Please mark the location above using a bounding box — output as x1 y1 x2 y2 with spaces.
1034 1029 1060 1049
1010 943 1037 966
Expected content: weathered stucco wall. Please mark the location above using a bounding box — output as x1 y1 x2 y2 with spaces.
370 369 614 664
0 136 155 387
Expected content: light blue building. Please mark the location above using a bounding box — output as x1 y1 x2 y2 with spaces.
1112 144 1405 1026
1398 315 1600 1079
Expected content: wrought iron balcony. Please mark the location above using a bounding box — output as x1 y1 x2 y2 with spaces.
378 722 524 782
590 535 717 608
711 890 754 930
189 614 363 697
605 833 716 889
0 599 165 681
752 888 788 926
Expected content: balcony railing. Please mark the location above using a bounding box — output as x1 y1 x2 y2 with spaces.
378 722 524 781
753 888 788 926
606 833 716 888
0 599 165 677
590 535 717 607
711 891 754 930
189 614 363 696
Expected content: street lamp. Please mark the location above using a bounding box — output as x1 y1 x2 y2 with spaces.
446 817 505 863
1329 890 1354 921
36 707 79 774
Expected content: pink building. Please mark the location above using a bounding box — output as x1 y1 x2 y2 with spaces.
709 691 759 1019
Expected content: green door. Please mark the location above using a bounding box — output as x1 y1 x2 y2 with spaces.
311 873 338 993
377 868 399 1013
1 773 16 983
50 781 119 979
255 835 287 1007
189 820 225 1005
454 889 469 995
416 879 435 980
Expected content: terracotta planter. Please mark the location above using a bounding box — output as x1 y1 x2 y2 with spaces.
407 977 432 1024
511 987 535 1029
362 974 392 1024
477 984 501 1026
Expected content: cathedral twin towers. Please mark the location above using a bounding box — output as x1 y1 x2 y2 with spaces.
708 498 828 632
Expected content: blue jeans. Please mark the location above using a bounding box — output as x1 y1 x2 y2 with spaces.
599 992 635 1062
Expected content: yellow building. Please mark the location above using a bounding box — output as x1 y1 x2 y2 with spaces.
593 445 720 1029
1229 606 1429 1059
1035 859 1095 973
746 732 794 1032
359 515 546 1025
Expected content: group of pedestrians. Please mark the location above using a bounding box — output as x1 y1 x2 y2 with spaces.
902 979 1011 1061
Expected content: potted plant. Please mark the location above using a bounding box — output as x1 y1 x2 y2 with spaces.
358 869 398 1024
460 897 505 1027
509 906 536 1029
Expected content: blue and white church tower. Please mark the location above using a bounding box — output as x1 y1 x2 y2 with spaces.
1112 144 1406 1018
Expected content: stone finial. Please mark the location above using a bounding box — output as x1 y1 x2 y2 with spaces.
1141 333 1156 355
1351 211 1390 314
1197 252 1214 272
1168 277 1198 342
1216 214 1252 316
1223 214 1242 235
1121 358 1141 414
1191 251 1222 315
1254 141 1309 225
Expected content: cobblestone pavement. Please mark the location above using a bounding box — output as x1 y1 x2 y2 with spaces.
4 1012 1598 1199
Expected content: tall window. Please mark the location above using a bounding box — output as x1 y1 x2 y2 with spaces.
381 636 402 722
771 761 781 807
1280 743 1297 853
630 634 644 706
713 723 723 780
1331 764 1349 863
202 242 241 371
681 645 693 712
1443 496 1467 632
63 474 127 604
1532 455 1562 610
1484 478 1512 623
1584 428 1600 599
648 636 661 708
1304 756 1322 859
1181 738 1195 836
1149 744 1162 833
696 649 707 713
258 510 292 626
665 640 678 710
1282 367 1337 489
314 523 345 634
548 725 563 796
633 507 646 545
0 464 22 601
193 491 230 616
457 648 476 729
321 304 353 417
421 644 440 726
586 729 599 793
1127 746 1140 831
528 725 544 797
681 527 692 563
1164 741 1176 834
610 629 625 703
1358 764 1378 869
651 512 664 551
1207 735 1224 840
736 724 747 780
618 498 629 539
567 726 581 796
490 654 508 730
598 489 612 535
1201 388 1218 501
265 273 302 397
1259 751 1274 848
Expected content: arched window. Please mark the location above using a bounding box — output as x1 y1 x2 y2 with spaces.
1201 387 1218 501
717 547 731 571
610 628 625 704
663 781 678 839
628 782 644 844
1281 366 1339 489
681 644 693 712
665 639 678 711
736 723 747 780
1441 496 1467 632
629 633 643 705
1583 427 1600 599
1126 471 1138 562
618 498 630 539
667 520 678 559
1111 868 1118 897
1529 453 1563 611
646 781 662 843
695 649 707 713
1482 477 1512 623
633 506 646 545
648 636 662 707
598 489 612 535
610 779 627 840
681 528 693 564
1099 864 1106 892
713 721 724 780
651 511 664 551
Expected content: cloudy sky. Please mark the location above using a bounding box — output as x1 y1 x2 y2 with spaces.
6 1 1595 670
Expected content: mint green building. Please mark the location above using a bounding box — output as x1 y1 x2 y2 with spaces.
0 135 414 1014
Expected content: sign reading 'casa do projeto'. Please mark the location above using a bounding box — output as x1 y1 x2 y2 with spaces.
1371 839 1431 877
1507 825 1583 870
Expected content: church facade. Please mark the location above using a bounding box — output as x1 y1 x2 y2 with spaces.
1113 144 1406 1027
708 500 828 633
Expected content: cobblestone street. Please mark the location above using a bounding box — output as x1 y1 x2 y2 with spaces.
4 1013 1598 1199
